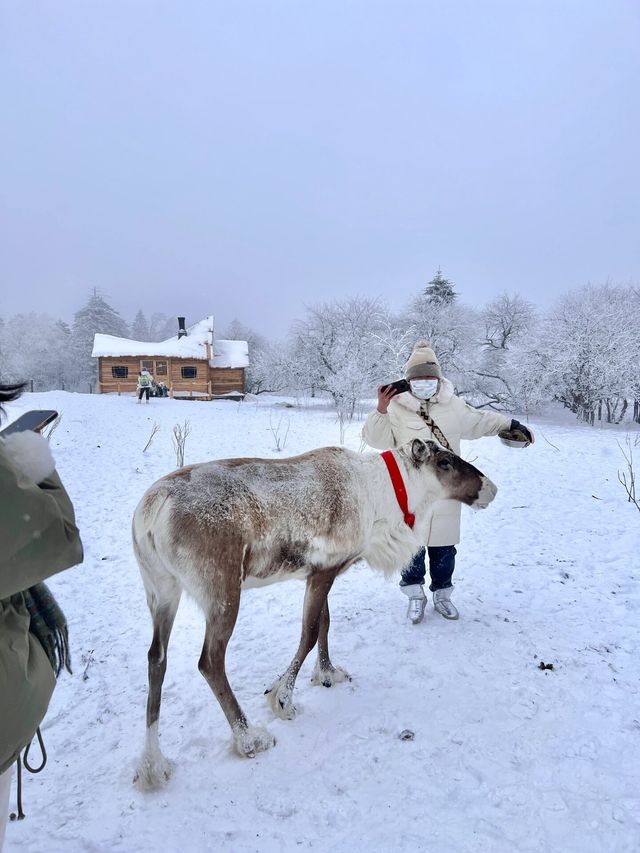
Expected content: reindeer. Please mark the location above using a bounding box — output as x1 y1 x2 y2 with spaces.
132 438 496 789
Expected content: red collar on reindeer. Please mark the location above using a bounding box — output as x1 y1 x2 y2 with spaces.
381 450 415 529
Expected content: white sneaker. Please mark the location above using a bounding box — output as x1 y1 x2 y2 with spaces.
433 587 459 620
400 584 427 624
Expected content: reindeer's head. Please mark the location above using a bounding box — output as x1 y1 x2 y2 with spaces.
403 439 497 509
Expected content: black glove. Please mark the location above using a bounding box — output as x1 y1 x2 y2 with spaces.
510 419 533 443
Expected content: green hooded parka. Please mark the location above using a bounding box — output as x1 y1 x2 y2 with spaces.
0 437 83 774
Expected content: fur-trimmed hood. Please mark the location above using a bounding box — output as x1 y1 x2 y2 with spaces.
1 431 56 484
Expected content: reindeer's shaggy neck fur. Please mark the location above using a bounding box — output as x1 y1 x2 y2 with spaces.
353 450 450 575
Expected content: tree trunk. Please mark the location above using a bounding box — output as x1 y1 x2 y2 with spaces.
611 398 621 423
615 399 628 424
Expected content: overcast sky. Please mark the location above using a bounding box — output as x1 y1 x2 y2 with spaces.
1 1 639 338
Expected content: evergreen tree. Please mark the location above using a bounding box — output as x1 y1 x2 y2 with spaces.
149 313 178 341
224 319 268 393
70 291 129 389
424 268 457 306
131 309 150 341
51 320 72 388
0 314 72 390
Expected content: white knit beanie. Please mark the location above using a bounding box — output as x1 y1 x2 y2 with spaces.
403 340 442 380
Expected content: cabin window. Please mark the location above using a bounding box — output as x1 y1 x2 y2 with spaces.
141 360 154 372
155 360 168 376
111 366 129 379
181 366 197 379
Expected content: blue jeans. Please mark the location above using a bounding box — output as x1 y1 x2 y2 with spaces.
399 546 456 592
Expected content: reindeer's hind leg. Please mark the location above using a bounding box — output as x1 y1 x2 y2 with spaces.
198 576 275 759
134 579 182 790
311 598 351 688
266 567 340 719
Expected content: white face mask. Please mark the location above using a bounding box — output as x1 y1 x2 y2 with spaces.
410 379 439 400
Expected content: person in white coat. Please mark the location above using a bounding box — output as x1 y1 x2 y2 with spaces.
362 340 534 623
137 368 153 403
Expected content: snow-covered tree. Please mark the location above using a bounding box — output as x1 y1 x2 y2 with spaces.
131 310 151 341
424 268 457 307
629 287 640 423
224 319 266 351
223 319 271 394
470 293 538 411
541 283 637 424
290 297 392 417
481 293 535 352
148 313 177 341
405 293 479 391
69 292 129 390
0 314 72 390
248 340 294 394
367 314 421 380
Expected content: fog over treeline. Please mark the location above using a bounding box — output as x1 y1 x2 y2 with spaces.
1 273 639 426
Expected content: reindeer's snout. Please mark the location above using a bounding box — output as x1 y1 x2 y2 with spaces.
428 446 497 510
473 475 498 509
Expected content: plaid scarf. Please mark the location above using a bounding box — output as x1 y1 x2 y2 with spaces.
22 583 71 677
418 402 452 451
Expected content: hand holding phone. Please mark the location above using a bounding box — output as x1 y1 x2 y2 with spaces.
0 410 59 437
377 380 409 414
379 379 410 396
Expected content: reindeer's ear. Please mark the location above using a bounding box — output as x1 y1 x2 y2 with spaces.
411 439 433 464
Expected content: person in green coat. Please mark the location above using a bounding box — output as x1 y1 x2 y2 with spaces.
0 383 83 846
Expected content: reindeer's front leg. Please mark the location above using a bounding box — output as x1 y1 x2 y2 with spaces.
266 568 340 719
311 598 351 688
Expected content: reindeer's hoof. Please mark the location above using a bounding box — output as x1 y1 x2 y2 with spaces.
265 676 298 720
277 697 297 720
311 662 351 688
233 724 276 758
133 752 173 791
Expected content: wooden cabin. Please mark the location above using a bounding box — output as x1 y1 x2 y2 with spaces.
92 316 248 399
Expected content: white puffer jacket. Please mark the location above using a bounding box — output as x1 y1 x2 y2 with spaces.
362 379 511 546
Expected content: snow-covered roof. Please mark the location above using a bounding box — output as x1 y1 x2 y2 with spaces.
91 316 249 368
212 339 249 369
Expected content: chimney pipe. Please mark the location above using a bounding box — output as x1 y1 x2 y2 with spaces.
177 317 187 339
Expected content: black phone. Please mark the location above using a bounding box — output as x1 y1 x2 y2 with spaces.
380 379 410 396
0 410 59 437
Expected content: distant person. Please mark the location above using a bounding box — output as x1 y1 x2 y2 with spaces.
0 382 83 847
362 341 534 624
137 369 152 404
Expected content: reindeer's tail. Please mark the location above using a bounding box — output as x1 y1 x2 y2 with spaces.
132 489 182 616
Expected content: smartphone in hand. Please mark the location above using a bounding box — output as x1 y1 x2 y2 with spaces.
0 410 59 437
380 379 410 397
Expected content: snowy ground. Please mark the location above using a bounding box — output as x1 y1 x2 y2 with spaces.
3 391 639 853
